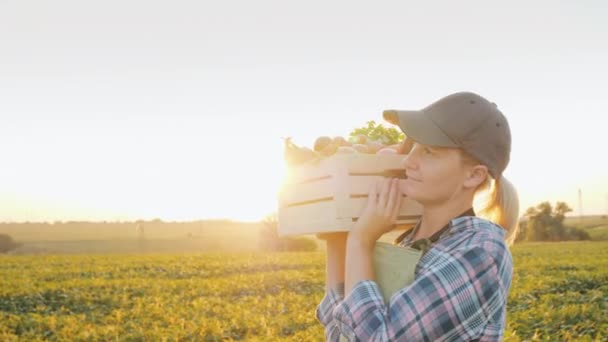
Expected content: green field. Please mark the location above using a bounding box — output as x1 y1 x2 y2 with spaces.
564 215 608 241
1 241 607 341
564 215 608 230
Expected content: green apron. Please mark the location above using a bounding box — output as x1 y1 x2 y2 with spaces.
373 241 423 304
338 210 476 340
374 208 475 304
338 242 427 342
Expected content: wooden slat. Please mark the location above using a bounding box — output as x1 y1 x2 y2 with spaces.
284 153 407 184
278 200 337 226
278 216 419 237
277 152 422 236
278 217 352 237
278 177 335 207
336 196 423 218
280 174 408 208
277 197 351 236
394 217 420 226
345 154 406 173
283 157 334 185
345 175 384 195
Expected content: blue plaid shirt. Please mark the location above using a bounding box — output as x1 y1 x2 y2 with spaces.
316 216 513 341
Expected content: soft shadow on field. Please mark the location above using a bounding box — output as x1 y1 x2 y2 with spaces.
564 215 608 241
0 220 268 254
12 239 264 255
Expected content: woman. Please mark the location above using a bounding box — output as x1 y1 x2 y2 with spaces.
316 91 519 341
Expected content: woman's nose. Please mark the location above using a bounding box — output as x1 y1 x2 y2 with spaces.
401 152 417 171
401 148 417 170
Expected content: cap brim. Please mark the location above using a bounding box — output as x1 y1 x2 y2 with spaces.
383 109 458 148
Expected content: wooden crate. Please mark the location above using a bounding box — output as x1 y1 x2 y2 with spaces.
278 153 423 237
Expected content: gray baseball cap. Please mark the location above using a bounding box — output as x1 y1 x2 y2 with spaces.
383 91 511 179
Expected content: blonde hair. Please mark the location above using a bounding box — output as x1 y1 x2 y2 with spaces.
461 152 520 246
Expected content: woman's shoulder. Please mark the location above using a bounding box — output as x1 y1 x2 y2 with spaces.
417 216 514 284
450 216 507 240
444 216 512 264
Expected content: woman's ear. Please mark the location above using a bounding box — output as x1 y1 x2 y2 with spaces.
463 165 488 189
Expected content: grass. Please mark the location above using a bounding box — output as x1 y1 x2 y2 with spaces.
0 241 606 341
564 215 608 230
585 225 608 240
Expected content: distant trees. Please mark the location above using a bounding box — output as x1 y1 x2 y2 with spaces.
0 234 21 253
259 213 317 252
519 201 591 242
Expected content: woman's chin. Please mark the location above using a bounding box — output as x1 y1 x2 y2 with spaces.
402 185 429 205
400 183 417 199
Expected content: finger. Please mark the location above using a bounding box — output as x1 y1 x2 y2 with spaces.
379 177 391 209
368 179 378 208
384 178 397 217
390 180 403 221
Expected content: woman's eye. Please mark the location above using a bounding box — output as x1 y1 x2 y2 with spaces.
423 147 433 154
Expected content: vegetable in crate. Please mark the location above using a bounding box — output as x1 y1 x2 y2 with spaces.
282 137 320 166
313 136 332 152
284 134 412 166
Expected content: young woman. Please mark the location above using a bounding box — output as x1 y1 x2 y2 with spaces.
316 92 519 341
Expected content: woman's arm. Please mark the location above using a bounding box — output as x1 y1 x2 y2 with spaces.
324 233 347 292
316 178 401 341
344 235 374 295
332 178 512 340
334 239 513 341
345 178 400 295
315 233 348 341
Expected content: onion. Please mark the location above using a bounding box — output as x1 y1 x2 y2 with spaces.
376 148 398 155
366 140 384 153
336 146 357 154
351 144 369 153
314 136 332 152
355 134 368 144
332 136 350 147
320 143 338 156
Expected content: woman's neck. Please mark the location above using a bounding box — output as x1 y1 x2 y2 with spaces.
415 200 474 240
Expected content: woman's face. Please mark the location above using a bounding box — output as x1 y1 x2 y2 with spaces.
399 141 472 206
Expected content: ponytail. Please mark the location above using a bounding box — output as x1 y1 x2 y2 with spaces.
476 175 520 246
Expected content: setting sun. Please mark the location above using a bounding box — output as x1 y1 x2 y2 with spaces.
1 2 608 341
1 113 607 223
1 0 607 224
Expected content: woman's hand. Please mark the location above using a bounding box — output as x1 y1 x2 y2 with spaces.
349 177 402 248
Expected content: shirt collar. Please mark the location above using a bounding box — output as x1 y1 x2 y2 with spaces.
394 207 476 245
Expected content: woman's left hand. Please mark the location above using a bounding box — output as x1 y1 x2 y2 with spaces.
349 177 403 248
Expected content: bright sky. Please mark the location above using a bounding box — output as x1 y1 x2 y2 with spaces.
1 0 607 222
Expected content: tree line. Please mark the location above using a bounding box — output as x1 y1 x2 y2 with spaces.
516 201 591 242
